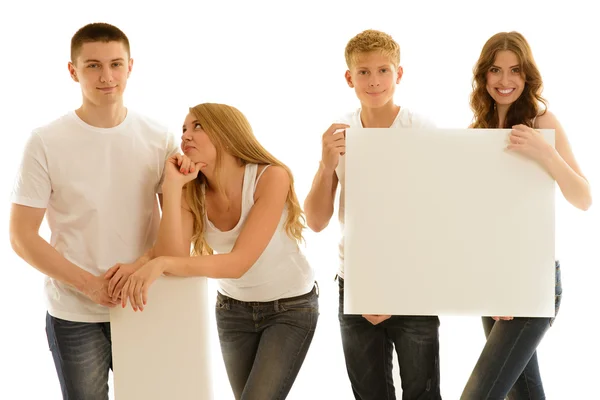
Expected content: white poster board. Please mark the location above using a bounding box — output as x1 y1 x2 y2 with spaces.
110 276 213 400
343 128 556 317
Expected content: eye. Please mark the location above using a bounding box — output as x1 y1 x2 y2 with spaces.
87 64 99 68
380 68 388 73
194 123 202 129
511 67 521 73
112 62 123 67
490 67 500 73
358 70 368 75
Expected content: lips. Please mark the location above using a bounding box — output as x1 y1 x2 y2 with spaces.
495 88 515 96
98 86 116 92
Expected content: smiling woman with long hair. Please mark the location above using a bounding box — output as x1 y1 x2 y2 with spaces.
461 31 591 400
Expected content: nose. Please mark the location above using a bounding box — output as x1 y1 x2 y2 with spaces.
100 66 113 84
181 131 192 141
369 75 380 87
500 71 509 86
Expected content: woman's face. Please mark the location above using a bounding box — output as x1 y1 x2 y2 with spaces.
486 50 525 107
181 113 217 165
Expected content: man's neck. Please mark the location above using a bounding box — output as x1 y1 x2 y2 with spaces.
360 102 400 128
75 101 127 129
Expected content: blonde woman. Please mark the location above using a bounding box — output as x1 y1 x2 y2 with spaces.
107 103 318 400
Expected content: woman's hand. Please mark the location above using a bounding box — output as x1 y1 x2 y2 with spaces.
104 262 141 302
120 257 169 311
164 154 205 189
506 124 555 165
492 316 514 321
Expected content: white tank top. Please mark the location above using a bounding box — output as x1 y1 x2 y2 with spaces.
203 163 315 301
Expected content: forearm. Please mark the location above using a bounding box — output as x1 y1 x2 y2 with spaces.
11 232 93 291
154 185 190 257
304 162 336 231
543 150 592 210
162 253 245 279
131 247 155 267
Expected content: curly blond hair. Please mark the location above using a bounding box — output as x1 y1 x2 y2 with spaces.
345 29 400 69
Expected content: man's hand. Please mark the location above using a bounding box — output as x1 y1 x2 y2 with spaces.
362 314 392 325
81 274 119 307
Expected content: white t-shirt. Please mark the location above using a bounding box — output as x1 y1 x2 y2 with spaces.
205 164 315 302
11 110 179 323
334 107 436 278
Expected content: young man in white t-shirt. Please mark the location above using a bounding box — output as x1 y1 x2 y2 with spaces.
9 23 178 399
304 30 442 400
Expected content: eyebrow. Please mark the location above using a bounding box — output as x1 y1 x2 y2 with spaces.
356 65 391 70
83 58 125 63
491 64 520 69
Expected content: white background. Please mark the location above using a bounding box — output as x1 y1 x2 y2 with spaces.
1 0 598 399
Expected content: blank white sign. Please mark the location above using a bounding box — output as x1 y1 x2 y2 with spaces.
343 128 556 317
110 276 214 400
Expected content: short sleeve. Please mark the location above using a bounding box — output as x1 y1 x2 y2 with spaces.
10 132 52 209
156 131 180 194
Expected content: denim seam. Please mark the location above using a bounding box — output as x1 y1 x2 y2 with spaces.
521 366 533 398
274 312 316 400
485 318 530 398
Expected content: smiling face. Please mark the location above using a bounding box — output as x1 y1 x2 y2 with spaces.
485 50 525 107
68 41 132 107
345 51 403 109
181 112 218 166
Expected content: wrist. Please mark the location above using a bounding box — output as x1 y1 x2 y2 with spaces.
162 181 184 193
541 145 560 170
319 161 336 174
160 256 174 275
73 270 95 292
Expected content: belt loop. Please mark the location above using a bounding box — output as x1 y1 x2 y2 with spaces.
314 281 320 297
274 299 280 312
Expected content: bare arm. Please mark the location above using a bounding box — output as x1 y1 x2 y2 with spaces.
538 112 592 210
161 166 290 279
153 186 195 257
304 123 348 232
304 163 338 232
10 204 116 306
10 204 91 289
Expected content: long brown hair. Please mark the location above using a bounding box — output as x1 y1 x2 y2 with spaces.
470 31 547 128
184 103 306 256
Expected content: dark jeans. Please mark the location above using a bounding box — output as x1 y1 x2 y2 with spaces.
461 261 563 400
45 312 112 400
215 285 319 400
338 277 441 400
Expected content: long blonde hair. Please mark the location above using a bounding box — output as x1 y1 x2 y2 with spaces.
185 103 306 256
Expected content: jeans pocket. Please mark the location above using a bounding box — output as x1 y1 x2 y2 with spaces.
215 294 230 311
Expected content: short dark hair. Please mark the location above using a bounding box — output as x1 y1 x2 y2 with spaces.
70 22 130 63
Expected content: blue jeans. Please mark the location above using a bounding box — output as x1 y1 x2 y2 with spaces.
338 277 441 400
45 312 112 400
215 285 319 400
461 261 563 400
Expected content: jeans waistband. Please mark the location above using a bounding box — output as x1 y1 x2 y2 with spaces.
217 283 319 306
